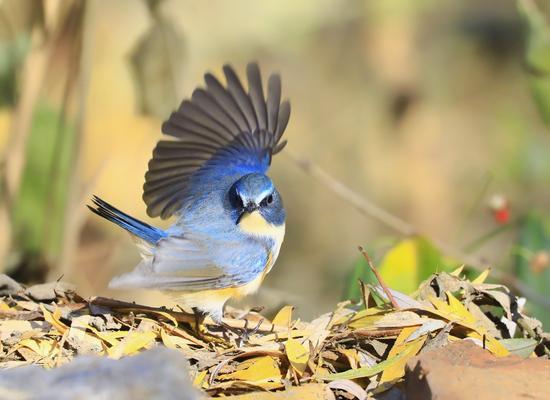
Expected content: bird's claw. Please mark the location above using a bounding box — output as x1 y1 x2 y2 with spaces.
220 318 264 344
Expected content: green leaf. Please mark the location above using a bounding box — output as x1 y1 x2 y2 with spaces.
499 338 538 358
529 76 550 124
319 344 415 381
518 0 550 73
518 0 550 124
514 212 550 329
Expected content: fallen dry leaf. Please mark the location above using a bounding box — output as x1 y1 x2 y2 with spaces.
0 270 546 398
285 338 310 375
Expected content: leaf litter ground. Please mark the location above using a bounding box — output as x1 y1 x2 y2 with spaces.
0 267 548 399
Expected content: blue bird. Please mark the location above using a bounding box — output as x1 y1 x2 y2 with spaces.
88 62 290 322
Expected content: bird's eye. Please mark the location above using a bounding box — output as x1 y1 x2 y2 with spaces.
260 194 274 207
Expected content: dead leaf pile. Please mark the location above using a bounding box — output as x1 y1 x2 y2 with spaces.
0 268 548 399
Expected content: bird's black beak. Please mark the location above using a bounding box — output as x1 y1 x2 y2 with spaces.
245 202 258 213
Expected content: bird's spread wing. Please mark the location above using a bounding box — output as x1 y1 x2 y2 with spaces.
109 235 267 291
143 62 291 219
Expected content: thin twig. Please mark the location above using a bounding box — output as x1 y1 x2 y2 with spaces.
358 246 400 309
288 152 550 310
287 153 415 236
89 296 286 333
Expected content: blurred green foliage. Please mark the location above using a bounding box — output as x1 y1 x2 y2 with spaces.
515 212 550 328
519 0 550 124
13 104 74 260
0 36 29 107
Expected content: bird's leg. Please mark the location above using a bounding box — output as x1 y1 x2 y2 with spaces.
248 318 264 336
212 305 260 344
220 321 250 344
220 317 264 344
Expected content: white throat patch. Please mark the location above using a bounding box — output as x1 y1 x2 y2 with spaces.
238 211 285 241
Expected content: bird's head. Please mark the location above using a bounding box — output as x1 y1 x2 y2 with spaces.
230 173 285 235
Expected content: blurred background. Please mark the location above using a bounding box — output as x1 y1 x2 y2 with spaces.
0 0 549 326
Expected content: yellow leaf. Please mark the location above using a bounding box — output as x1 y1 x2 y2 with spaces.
147 310 178 328
18 338 40 354
467 332 509 357
272 305 293 328
349 311 428 330
285 338 310 375
315 366 332 377
160 329 191 350
348 314 384 329
338 348 359 369
345 307 386 328
430 293 509 357
40 305 68 334
445 292 477 325
0 301 11 311
108 331 157 359
18 338 57 358
250 329 312 345
223 356 282 384
472 268 491 284
427 295 477 331
450 265 465 277
349 306 386 321
380 326 427 384
160 329 177 349
193 369 208 388
87 327 127 347
378 239 418 294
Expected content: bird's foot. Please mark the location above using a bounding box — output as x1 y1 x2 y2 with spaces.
220 318 264 345
245 317 265 336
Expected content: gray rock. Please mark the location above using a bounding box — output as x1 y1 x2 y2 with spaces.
0 274 23 296
24 281 76 302
0 347 199 400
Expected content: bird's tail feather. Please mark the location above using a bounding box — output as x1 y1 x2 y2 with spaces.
88 195 166 244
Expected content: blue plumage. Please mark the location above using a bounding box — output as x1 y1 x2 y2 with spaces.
89 62 290 321
87 196 167 244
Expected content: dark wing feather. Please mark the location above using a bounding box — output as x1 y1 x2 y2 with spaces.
246 63 267 131
223 65 257 132
204 73 249 132
143 62 291 219
266 74 281 133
